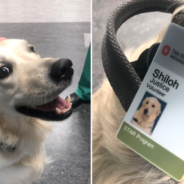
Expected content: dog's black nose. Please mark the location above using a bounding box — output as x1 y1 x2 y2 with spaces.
144 108 148 115
50 58 74 81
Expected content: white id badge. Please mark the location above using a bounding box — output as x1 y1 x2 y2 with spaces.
117 23 184 181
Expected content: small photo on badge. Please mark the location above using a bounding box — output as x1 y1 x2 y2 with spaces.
131 91 166 135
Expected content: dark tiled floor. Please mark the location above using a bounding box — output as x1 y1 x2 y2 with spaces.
34 103 90 184
93 0 171 93
0 23 90 184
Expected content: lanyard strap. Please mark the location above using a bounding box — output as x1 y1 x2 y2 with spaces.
102 0 181 111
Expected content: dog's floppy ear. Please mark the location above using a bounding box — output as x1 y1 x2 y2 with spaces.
156 102 161 116
142 97 148 105
156 109 161 116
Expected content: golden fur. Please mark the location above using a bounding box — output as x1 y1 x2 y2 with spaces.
93 6 184 184
0 39 71 184
132 97 161 135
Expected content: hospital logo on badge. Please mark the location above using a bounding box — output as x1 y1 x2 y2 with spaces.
162 45 171 56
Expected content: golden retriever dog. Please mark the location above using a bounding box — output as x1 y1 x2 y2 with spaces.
93 6 184 184
131 97 161 135
0 38 73 184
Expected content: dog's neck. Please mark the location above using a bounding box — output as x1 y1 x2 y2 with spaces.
0 112 31 130
0 110 50 135
133 116 154 129
140 118 154 129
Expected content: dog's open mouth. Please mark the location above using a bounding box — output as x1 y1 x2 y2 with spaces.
33 96 71 114
16 95 73 121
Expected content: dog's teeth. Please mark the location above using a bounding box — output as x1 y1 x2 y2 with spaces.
55 108 61 114
63 109 69 113
66 95 70 103
62 109 67 113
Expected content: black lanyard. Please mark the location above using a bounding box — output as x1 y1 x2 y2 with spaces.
102 0 181 111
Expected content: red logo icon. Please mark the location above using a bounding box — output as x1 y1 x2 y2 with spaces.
162 45 170 56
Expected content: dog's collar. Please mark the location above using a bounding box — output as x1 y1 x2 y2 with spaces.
133 117 141 124
0 142 17 152
133 117 153 131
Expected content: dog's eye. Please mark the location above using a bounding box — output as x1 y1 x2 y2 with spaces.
29 46 35 53
0 67 10 78
152 105 155 108
146 101 149 104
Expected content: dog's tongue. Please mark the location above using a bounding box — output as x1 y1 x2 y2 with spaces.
0 37 7 42
34 96 71 114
